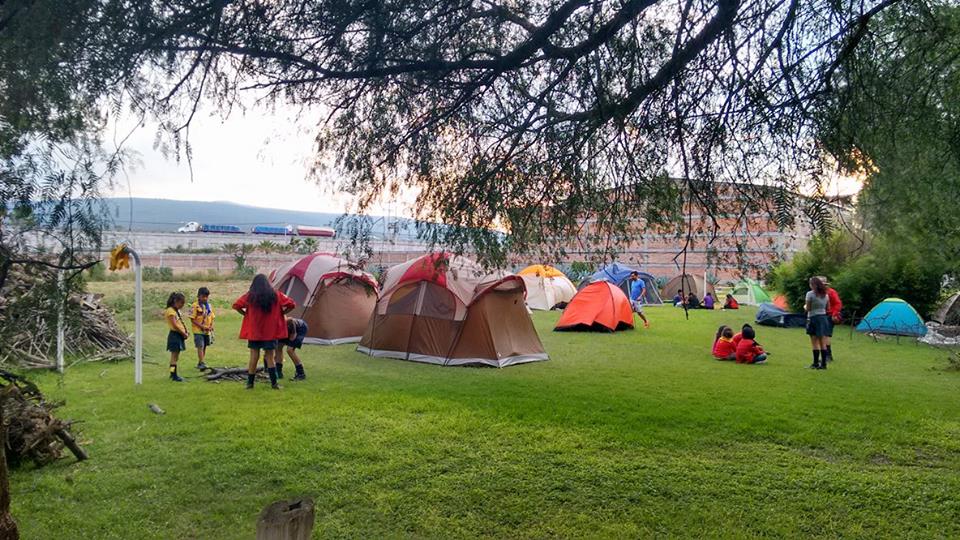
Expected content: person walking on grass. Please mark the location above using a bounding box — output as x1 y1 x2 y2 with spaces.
189 286 215 371
818 275 843 362
276 317 309 381
233 274 296 390
164 292 189 382
628 271 651 328
805 276 832 370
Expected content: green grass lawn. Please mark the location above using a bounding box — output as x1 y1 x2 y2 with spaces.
10 281 960 538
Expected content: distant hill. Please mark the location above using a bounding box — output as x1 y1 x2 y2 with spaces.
101 198 419 239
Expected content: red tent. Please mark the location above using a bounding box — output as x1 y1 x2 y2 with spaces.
554 281 634 332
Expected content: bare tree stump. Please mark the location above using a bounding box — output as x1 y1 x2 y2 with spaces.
256 498 314 540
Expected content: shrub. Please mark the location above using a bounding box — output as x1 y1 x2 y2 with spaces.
768 230 864 311
142 266 174 282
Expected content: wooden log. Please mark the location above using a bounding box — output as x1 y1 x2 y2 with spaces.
54 428 88 462
255 498 315 540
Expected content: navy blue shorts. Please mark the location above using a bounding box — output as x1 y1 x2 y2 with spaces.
247 340 277 350
167 331 186 352
280 330 307 349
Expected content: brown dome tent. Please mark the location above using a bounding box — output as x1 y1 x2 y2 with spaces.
660 274 716 303
269 253 378 345
358 253 547 367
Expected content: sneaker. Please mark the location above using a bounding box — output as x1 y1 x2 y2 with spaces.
292 372 306 381
271 383 282 390
245 382 254 390
754 358 767 365
170 374 184 382
196 362 207 370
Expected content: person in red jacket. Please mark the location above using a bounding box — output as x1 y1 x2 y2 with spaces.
818 276 842 363
735 326 768 364
233 274 296 390
723 294 740 310
731 323 752 347
712 325 737 360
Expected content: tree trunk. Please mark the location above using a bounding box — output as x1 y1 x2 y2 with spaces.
255 498 314 540
0 395 20 540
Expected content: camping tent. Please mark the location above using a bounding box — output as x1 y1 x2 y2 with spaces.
932 292 960 326
731 278 772 305
518 265 577 310
357 253 547 367
660 274 716 303
856 298 928 337
269 253 379 345
772 294 789 310
581 263 663 305
756 303 807 328
555 281 634 332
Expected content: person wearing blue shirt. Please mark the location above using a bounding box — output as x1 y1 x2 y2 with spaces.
628 271 651 328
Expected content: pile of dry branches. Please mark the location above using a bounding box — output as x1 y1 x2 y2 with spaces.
0 268 131 368
0 370 87 466
204 367 269 383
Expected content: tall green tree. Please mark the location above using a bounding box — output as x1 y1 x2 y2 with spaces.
819 1 960 277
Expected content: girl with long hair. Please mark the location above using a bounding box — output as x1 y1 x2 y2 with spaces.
805 276 832 370
164 292 189 382
233 274 296 389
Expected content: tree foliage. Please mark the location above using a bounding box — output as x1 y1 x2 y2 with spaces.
123 0 910 265
819 1 960 275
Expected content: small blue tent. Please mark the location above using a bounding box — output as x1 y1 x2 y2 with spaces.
856 298 927 337
582 263 663 305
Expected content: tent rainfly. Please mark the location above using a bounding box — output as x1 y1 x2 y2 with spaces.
555 281 634 332
269 253 379 345
518 265 577 310
731 278 772 306
358 253 548 367
856 298 928 337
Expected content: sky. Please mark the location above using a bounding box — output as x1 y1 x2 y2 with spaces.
109 103 406 215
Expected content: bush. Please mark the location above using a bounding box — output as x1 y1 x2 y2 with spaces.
769 231 945 317
768 230 864 311
833 245 944 318
232 266 256 280
142 266 174 282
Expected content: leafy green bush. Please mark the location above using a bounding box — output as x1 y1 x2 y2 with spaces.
232 266 256 280
768 231 864 311
769 231 945 317
833 245 944 318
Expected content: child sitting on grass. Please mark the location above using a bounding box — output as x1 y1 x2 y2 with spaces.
164 292 189 382
735 326 768 364
276 317 309 381
712 326 737 361
189 286 215 371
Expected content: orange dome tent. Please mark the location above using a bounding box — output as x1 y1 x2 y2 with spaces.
554 281 634 332
773 294 789 310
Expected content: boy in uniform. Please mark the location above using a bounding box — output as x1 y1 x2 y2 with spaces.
189 287 215 370
276 317 308 380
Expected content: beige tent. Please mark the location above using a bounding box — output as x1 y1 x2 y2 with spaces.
518 265 577 310
358 253 548 367
660 274 716 303
933 292 960 326
269 253 378 345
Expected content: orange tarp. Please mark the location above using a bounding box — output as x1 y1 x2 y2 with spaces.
554 281 634 332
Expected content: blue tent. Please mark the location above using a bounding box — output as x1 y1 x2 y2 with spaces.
756 303 807 328
856 298 927 337
582 263 663 305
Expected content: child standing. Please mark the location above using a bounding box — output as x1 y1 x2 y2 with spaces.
164 292 189 382
712 325 737 360
276 317 309 381
735 326 768 364
189 286 215 370
233 274 296 390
